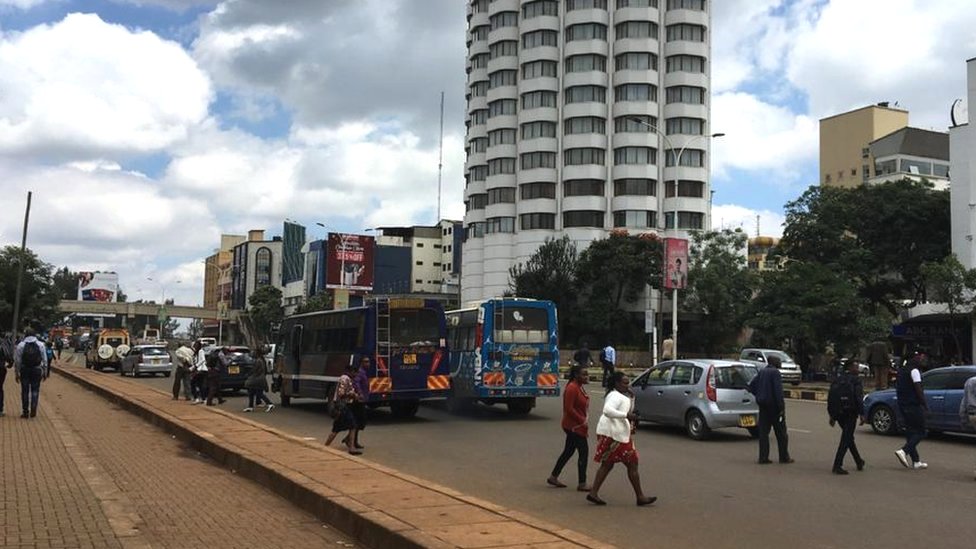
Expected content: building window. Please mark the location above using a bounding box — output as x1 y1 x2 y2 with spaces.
664 180 704 197
469 137 488 153
522 0 558 18
470 81 489 97
520 151 557 170
416 261 423 265
901 159 932 176
565 85 607 104
615 21 658 39
615 52 658 71
615 115 658 133
666 23 706 42
614 210 656 229
566 0 607 10
488 128 517 146
665 211 704 230
614 146 657 165
564 179 604 196
563 210 605 228
617 0 657 7
486 217 516 234
488 99 517 117
934 163 950 177
489 69 517 89
522 60 558 79
665 117 704 135
471 109 489 125
254 247 272 287
566 54 607 73
614 178 656 196
522 29 558 49
416 243 424 247
520 213 556 230
666 54 706 73
469 165 488 181
874 159 897 176
433 262 442 267
565 23 608 41
665 148 704 167
471 53 489 69
489 40 518 59
488 157 516 175
470 25 490 42
472 0 488 13
468 193 488 210
861 147 870 159
862 165 870 182
487 187 517 204
521 90 558 109
615 83 658 102
665 85 706 105
467 222 486 238
521 121 557 140
521 182 557 199
565 116 606 135
564 148 606 166
667 0 706 10
489 11 518 31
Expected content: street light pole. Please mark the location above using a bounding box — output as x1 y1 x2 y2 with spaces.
11 191 32 336
629 118 724 360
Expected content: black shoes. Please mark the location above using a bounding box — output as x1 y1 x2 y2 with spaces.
757 459 773 464
832 467 849 475
855 459 866 471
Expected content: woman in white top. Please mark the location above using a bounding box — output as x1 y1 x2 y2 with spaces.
587 371 656 506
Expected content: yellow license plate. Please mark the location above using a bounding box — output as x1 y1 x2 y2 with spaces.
403 354 417 365
228 366 240 375
739 415 756 428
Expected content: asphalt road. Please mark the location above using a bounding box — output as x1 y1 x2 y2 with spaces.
89 356 976 549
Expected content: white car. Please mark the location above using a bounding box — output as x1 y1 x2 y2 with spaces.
738 349 802 385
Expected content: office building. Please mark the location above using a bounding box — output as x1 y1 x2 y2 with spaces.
820 104 908 188
230 230 283 311
868 127 950 190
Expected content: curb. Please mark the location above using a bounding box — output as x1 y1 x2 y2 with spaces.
53 363 612 549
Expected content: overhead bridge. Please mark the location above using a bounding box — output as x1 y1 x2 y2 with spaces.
59 300 237 321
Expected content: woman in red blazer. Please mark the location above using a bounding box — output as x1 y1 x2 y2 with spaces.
547 364 591 491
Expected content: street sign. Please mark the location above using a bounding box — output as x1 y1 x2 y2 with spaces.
644 309 655 333
157 306 168 324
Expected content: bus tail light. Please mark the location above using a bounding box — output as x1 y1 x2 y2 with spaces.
430 349 444 375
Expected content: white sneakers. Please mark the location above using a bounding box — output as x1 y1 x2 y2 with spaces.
265 404 275 413
895 449 910 468
243 407 254 412
913 462 928 470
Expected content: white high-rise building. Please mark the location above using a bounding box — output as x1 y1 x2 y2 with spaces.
462 0 714 303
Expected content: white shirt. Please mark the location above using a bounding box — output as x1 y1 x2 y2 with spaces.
603 345 616 365
910 368 921 383
194 349 209 372
596 390 634 443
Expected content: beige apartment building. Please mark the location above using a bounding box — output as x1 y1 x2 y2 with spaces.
820 103 908 187
203 234 245 309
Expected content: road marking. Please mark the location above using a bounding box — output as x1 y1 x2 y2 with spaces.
788 428 812 434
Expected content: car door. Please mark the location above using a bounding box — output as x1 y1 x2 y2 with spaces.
126 348 141 373
921 370 951 429
659 363 696 425
633 364 673 423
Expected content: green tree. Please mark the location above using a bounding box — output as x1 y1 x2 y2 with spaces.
509 235 580 340
684 228 757 354
51 267 78 300
162 317 180 339
0 246 61 331
296 292 332 314
920 254 976 361
187 318 205 340
248 285 284 341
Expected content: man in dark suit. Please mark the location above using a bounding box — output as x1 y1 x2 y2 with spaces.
749 355 793 465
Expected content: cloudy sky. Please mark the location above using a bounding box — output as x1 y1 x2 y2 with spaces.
0 0 974 307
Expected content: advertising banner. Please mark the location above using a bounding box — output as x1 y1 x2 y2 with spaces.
663 238 689 290
77 271 119 302
325 233 375 291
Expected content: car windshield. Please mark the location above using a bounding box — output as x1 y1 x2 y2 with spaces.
715 365 758 389
767 351 794 363
141 347 168 356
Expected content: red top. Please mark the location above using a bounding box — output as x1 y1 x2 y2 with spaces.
561 380 589 437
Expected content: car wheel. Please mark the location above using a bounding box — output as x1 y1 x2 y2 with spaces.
685 409 711 440
445 396 472 415
870 404 898 435
390 399 420 418
506 398 534 416
164 372 171 378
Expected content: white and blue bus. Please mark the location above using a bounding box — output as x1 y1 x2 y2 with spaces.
445 298 560 415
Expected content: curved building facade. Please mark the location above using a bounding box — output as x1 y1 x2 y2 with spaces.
463 0 713 302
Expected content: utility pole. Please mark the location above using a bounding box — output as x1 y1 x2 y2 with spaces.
11 191 33 335
437 91 445 224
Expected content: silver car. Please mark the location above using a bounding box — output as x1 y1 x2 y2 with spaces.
121 345 173 377
738 348 802 385
632 359 760 440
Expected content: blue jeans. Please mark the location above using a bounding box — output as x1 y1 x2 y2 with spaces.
900 404 926 463
20 367 42 416
247 388 272 408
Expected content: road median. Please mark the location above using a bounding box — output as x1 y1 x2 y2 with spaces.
53 362 612 549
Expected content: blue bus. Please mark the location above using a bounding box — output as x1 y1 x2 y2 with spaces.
445 298 560 415
277 297 450 417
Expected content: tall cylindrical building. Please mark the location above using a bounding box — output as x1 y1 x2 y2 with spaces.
462 0 712 303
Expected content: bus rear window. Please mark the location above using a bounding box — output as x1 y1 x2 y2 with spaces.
494 307 549 344
391 309 441 346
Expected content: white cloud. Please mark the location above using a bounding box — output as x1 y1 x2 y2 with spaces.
0 13 212 160
712 204 785 238
0 0 47 8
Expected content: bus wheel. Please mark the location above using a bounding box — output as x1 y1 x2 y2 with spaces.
280 395 291 407
445 396 472 415
390 399 420 418
507 398 535 415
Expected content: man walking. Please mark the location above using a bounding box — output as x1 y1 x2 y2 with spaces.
828 358 865 474
600 342 616 389
960 374 976 480
205 347 228 406
895 354 928 470
866 339 891 390
14 328 48 419
173 343 195 401
748 355 793 464
0 332 15 417
573 342 592 371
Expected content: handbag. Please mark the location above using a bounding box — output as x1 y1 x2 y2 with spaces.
328 399 347 419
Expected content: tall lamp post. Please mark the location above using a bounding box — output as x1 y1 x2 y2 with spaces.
629 117 724 360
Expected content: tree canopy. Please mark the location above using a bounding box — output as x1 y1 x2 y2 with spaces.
0 246 62 331
248 285 284 342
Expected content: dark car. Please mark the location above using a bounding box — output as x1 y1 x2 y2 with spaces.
863 365 976 435
207 346 254 392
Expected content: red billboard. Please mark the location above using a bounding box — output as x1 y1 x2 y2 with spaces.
325 233 375 291
663 238 689 290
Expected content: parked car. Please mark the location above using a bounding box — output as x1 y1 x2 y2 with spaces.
85 329 130 372
632 359 760 440
121 345 172 377
739 348 802 385
863 365 976 435
207 346 254 392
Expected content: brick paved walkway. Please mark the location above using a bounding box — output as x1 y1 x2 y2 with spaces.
0 364 357 548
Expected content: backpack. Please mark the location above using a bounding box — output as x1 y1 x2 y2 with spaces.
828 375 857 419
22 341 43 370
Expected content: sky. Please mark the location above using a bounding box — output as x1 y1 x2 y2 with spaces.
1 0 974 308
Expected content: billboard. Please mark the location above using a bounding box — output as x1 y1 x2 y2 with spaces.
282 221 306 284
325 233 375 291
663 238 689 290
77 271 119 302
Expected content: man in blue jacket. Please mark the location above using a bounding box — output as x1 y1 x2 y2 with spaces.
748 355 793 465
895 354 928 470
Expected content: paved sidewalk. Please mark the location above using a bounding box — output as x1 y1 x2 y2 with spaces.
1 364 357 549
55 360 612 549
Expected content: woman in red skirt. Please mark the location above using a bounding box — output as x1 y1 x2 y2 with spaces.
587 371 656 506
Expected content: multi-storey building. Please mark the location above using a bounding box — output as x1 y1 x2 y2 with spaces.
819 104 909 188
462 0 714 302
867 127 950 190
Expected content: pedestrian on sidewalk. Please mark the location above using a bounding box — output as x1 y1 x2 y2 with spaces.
205 347 228 406
190 341 208 404
14 328 48 419
959 374 976 480
548 363 590 491
866 339 891 391
895 354 929 470
244 347 274 413
54 336 63 361
342 356 370 450
0 332 15 417
748 354 793 465
586 371 656 506
45 339 55 366
325 363 362 455
173 344 195 401
828 358 865 475
573 342 592 373
599 342 615 389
